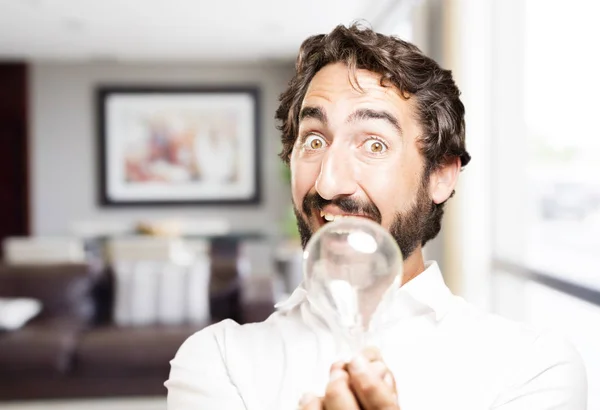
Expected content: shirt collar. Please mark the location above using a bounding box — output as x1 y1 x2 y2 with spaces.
274 283 308 312
275 260 453 322
394 261 453 321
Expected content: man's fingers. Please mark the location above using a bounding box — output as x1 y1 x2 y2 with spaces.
323 349 398 409
347 355 399 410
369 361 388 379
323 369 361 410
340 352 394 390
359 348 396 391
361 346 384 362
298 393 322 410
330 360 346 373
383 371 397 391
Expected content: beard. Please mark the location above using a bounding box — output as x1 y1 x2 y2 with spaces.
293 179 433 260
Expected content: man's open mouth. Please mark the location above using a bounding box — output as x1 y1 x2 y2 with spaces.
318 210 373 226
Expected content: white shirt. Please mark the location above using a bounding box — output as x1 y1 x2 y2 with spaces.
166 261 587 410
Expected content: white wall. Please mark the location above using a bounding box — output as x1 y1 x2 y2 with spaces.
409 0 492 299
409 0 450 277
30 62 294 242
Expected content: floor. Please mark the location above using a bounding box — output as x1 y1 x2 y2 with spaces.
0 397 165 410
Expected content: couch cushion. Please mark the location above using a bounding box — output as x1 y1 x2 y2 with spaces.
0 320 80 376
75 324 202 376
0 297 42 331
0 263 96 324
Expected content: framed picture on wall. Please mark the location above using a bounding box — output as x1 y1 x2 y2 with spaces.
97 86 261 206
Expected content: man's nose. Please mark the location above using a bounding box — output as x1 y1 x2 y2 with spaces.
314 146 358 200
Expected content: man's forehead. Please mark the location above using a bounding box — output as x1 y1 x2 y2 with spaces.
305 64 381 95
301 63 407 110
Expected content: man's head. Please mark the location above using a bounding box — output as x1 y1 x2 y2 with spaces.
276 23 470 260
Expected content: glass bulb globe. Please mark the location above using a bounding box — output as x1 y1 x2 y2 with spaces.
302 216 403 353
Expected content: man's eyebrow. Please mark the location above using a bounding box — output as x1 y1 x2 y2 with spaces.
299 106 328 124
346 108 403 135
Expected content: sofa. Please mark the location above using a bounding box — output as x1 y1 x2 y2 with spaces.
0 247 275 401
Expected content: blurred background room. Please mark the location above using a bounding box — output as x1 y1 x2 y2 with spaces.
0 0 598 409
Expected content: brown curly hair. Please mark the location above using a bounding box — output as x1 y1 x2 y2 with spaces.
275 23 471 247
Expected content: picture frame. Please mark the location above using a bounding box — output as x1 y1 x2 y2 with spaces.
97 86 261 206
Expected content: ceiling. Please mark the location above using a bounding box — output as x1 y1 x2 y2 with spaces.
0 0 412 62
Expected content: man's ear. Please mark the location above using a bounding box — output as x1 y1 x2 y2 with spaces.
429 157 461 204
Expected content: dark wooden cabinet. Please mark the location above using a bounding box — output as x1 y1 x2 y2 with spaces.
0 62 30 255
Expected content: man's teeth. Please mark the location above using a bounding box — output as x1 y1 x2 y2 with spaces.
320 212 348 222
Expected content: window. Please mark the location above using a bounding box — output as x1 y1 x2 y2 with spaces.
491 1 600 406
522 0 600 289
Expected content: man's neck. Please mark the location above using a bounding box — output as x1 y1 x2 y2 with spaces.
401 246 426 285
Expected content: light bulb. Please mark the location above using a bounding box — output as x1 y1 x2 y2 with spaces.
303 216 403 354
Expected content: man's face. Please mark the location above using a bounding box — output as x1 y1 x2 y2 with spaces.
290 62 433 258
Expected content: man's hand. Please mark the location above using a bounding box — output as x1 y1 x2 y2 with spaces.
299 347 399 410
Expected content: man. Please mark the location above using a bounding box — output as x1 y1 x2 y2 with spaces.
166 24 587 409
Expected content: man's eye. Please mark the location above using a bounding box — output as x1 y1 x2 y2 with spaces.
364 139 387 154
304 135 327 150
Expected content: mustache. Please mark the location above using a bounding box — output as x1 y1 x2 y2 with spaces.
301 192 382 224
